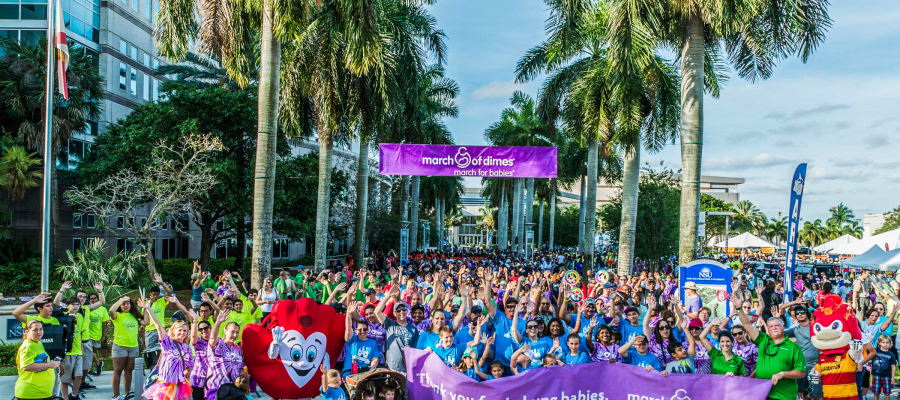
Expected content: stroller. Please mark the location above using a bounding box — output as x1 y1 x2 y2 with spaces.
343 368 407 400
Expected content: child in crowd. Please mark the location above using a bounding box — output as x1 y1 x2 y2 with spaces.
486 361 505 380
664 341 695 374
234 376 251 400
380 385 398 400
872 335 897 400
319 366 347 400
360 389 376 400
456 348 489 381
559 333 591 365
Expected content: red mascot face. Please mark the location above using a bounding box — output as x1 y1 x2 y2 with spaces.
242 298 346 399
810 294 861 356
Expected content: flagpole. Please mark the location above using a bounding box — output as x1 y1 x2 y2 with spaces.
40 0 55 293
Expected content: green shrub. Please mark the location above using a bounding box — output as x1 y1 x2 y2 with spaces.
0 258 41 295
0 340 18 367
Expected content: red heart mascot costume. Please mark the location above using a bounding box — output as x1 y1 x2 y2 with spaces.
810 294 864 400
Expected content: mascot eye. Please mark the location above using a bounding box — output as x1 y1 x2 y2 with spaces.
306 347 318 362
813 323 823 333
830 321 842 331
290 345 302 362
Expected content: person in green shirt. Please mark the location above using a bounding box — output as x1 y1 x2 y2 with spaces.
86 291 110 376
53 281 106 383
146 273 182 369
216 288 258 343
16 320 61 400
273 268 298 300
60 296 89 400
737 305 806 400
699 317 746 376
13 293 59 329
109 296 148 400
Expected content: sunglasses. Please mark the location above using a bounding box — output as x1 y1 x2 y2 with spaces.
689 327 702 331
733 331 745 336
657 325 671 330
396 308 408 312
198 327 211 331
526 325 540 329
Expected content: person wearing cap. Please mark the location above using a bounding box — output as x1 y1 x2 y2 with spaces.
682 318 711 374
362 288 379 312
374 284 418 372
480 269 526 373
619 305 644 345
683 282 703 319
453 306 490 356
618 334 663 372
558 289 603 352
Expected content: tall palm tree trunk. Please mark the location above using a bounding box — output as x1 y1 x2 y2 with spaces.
353 141 369 270
250 8 281 285
401 176 410 221
538 197 544 249
677 11 705 266
511 178 522 252
617 144 640 276
499 185 508 249
525 177 535 246
549 178 557 249
578 176 586 251
518 178 527 252
410 176 420 251
583 140 598 261
314 131 334 270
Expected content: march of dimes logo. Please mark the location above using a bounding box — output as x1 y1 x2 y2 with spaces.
421 147 515 169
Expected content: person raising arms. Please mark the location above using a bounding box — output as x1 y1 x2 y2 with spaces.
698 317 746 376
109 296 147 400
141 298 193 400
737 302 806 400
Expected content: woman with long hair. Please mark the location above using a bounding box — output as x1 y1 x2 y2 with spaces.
109 296 147 400
730 325 758 376
544 317 569 359
643 299 678 366
258 278 279 319
141 298 193 400
698 318 745 376
188 311 212 400
587 324 620 363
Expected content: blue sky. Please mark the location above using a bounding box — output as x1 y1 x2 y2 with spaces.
428 0 900 222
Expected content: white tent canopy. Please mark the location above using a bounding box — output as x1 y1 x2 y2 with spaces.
828 228 900 255
814 234 859 253
840 245 886 269
872 249 900 271
715 232 777 248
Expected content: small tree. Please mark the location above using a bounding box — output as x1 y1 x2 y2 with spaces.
57 238 148 301
65 134 222 275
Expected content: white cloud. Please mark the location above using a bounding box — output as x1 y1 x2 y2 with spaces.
887 173 900 183
705 153 794 170
807 167 870 182
470 81 522 101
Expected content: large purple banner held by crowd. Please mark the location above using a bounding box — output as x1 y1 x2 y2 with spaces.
405 348 772 400
379 144 557 178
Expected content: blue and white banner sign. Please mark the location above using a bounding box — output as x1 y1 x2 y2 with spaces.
784 163 807 301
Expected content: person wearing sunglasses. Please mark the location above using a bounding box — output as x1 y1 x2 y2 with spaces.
682 318 711 374
736 302 806 400
510 304 556 370
782 302 821 400
643 298 678 366
343 302 381 377
698 317 745 377
730 326 758 377
188 317 213 400
374 285 419 372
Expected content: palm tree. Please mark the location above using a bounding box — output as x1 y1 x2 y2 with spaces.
766 217 788 247
734 200 765 233
606 0 834 264
515 0 678 274
0 145 43 202
0 38 103 258
800 219 826 249
481 177 515 249
828 203 855 226
484 91 551 253
420 176 462 250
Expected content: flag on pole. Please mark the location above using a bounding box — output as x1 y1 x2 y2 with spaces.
54 0 69 100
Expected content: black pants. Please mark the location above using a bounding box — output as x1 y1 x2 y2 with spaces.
191 386 205 400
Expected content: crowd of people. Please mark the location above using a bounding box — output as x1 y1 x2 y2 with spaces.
12 249 900 400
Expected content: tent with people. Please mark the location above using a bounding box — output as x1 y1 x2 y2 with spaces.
839 245 886 269
714 232 778 254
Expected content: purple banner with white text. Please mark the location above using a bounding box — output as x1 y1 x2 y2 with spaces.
379 144 557 178
404 348 773 400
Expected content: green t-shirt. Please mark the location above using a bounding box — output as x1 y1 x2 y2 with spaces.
708 347 746 376
752 332 806 400
111 312 140 348
274 278 296 300
15 339 55 399
88 305 110 341
66 312 87 356
21 314 59 329
147 298 169 332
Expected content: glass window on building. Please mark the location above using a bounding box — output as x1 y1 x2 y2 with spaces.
130 46 136 59
20 2 47 20
142 53 149 65
20 30 45 46
119 62 127 90
116 238 134 253
151 0 157 20
86 213 95 228
0 5 20 20
117 216 125 228
73 238 83 252
143 0 149 19
272 238 289 259
73 213 82 228
130 67 136 96
119 39 127 55
130 0 136 11
152 78 158 101
143 75 149 101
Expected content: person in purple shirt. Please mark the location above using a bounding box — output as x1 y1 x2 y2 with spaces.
206 310 246 400
140 298 194 400
188 313 213 400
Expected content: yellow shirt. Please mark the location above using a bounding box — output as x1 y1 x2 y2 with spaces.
88 305 110 341
15 339 55 399
66 312 87 356
21 314 59 329
147 298 169 332
111 312 140 348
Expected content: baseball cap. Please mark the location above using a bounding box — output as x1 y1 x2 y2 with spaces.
583 298 597 306
623 306 639 315
366 288 376 296
471 305 483 314
603 283 615 289
394 302 410 311
451 304 460 312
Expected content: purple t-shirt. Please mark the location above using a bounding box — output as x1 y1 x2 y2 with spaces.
158 335 194 384
685 295 703 315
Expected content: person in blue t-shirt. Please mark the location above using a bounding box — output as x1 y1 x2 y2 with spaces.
558 333 592 365
343 304 382 377
618 334 663 372
619 307 644 344
511 304 556 369
430 319 480 368
319 366 347 400
481 271 526 368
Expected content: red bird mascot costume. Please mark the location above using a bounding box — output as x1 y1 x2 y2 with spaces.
810 295 864 400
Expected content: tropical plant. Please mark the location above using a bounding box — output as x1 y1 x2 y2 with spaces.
420 176 463 250
734 200 766 234
515 0 680 275
800 219 826 249
0 38 104 257
877 206 900 235
0 145 42 202
57 238 149 302
766 217 789 247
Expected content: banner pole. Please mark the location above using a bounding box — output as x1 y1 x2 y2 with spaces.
40 0 56 293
